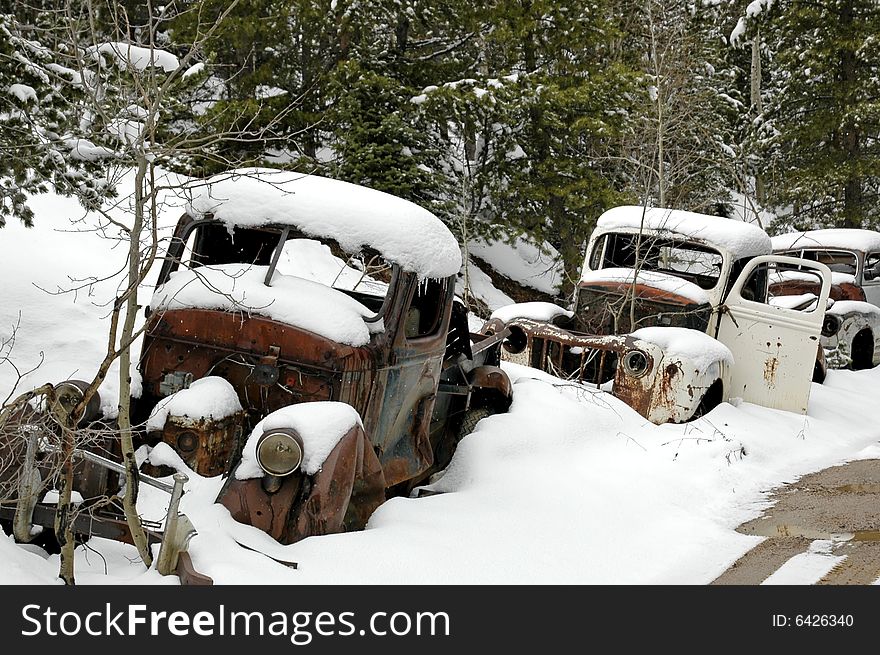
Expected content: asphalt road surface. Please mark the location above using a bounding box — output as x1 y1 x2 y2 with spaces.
713 459 880 585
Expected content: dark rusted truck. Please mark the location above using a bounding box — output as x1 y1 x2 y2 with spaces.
1 171 512 575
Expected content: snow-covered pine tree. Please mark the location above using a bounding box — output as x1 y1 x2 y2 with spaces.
758 0 880 229
609 0 742 216
0 11 110 226
480 0 637 290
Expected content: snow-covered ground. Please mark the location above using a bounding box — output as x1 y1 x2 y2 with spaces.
2 182 880 585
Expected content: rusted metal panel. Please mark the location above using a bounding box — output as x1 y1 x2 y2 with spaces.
467 365 512 399
154 412 246 477
579 280 706 306
575 284 711 334
139 308 374 426
218 423 386 544
770 279 865 302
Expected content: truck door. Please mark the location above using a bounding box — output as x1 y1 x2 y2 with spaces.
715 255 831 414
369 276 453 486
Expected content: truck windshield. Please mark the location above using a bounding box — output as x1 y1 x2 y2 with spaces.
590 232 724 290
176 222 391 315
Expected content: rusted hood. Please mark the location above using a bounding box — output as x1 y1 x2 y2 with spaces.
139 308 376 421
578 279 702 306
143 308 373 370
575 274 713 335
770 279 865 302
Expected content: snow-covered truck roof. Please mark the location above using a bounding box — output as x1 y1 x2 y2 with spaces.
183 168 462 279
770 229 880 254
596 206 772 259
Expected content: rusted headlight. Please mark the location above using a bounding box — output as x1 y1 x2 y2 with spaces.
821 315 841 337
256 428 304 477
622 349 650 378
54 379 102 423
176 431 199 453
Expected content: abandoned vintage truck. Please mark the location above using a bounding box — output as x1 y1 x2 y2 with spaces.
490 206 832 423
1 170 512 567
771 228 880 370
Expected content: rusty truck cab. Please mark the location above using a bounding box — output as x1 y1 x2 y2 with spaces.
4 171 510 559
140 212 458 490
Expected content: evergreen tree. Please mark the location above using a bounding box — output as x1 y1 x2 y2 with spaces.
610 0 743 216
324 61 445 208
759 0 880 229
0 11 110 226
480 0 638 287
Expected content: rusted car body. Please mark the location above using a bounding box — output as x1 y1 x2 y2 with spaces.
491 317 728 424
2 172 511 573
772 229 880 369
492 206 832 422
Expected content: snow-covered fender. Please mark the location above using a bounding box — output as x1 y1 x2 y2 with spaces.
613 328 732 424
820 300 880 369
217 403 386 545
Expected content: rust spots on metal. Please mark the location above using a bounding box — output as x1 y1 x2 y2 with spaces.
770 280 865 302
579 281 700 306
154 411 246 477
650 362 681 419
763 357 779 387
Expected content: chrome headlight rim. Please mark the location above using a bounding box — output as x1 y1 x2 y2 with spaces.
53 379 102 423
622 349 652 378
256 428 305 477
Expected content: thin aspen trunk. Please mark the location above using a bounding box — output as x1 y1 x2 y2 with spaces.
751 28 765 204
117 156 152 567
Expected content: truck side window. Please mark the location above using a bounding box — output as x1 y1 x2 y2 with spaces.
739 264 768 302
864 253 880 281
763 261 826 311
405 278 447 339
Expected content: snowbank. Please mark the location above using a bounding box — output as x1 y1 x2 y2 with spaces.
597 206 771 259
580 267 711 304
237 402 362 478
490 302 573 324
182 169 462 279
151 264 383 347
146 377 242 432
468 236 563 295
771 228 880 254
631 326 734 373
457 259 515 312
